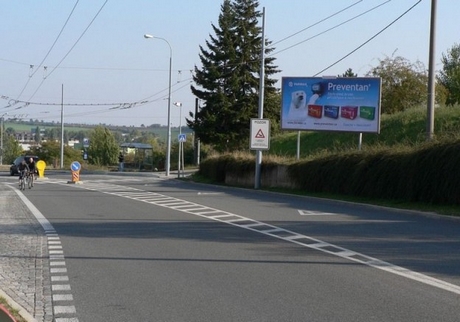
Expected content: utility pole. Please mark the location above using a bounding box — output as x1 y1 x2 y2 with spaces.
60 84 64 169
426 0 437 140
254 7 266 189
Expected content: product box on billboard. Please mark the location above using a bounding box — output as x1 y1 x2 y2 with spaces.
359 106 376 121
341 106 358 120
308 104 323 118
324 105 339 119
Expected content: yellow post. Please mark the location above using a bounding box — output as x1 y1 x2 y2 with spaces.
36 160 46 178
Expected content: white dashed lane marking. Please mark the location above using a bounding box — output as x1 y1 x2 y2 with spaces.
46 179 460 296
14 189 79 322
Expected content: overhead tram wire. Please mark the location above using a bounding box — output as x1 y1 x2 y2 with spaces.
15 0 80 100
1 76 193 121
62 77 193 119
313 0 422 76
27 0 109 101
271 0 392 57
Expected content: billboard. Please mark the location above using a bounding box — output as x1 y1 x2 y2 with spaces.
281 77 381 133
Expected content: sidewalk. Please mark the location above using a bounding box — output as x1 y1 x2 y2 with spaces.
0 169 196 321
0 183 53 322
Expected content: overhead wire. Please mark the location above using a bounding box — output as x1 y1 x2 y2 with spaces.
190 1 390 70
15 1 80 100
271 0 392 57
1 76 193 121
27 0 109 101
273 0 363 46
313 0 422 76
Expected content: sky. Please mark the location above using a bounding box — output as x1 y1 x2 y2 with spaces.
1 0 458 127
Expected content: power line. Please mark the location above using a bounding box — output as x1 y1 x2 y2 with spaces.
0 77 192 115
313 0 422 76
273 0 363 46
27 0 109 101
16 1 80 100
272 0 392 57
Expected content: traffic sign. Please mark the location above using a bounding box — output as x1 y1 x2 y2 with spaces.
178 134 186 142
250 119 270 150
71 161 81 172
83 138 90 148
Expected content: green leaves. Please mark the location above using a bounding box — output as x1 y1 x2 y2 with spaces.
88 126 119 166
438 43 460 106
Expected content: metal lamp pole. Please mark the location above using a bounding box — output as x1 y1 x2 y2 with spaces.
0 112 7 165
144 34 172 176
174 102 183 178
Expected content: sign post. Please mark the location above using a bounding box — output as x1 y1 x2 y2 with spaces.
69 161 81 184
178 134 186 178
250 118 270 189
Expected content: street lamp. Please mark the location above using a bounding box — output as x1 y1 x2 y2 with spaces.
144 33 172 176
0 112 7 165
174 102 183 177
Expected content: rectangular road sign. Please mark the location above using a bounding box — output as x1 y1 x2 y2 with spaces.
178 134 186 142
250 119 270 150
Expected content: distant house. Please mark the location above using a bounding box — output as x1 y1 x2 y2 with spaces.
13 131 35 143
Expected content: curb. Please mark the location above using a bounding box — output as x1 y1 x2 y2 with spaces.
0 290 34 322
0 304 17 322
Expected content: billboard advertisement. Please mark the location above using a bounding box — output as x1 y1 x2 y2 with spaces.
281 77 381 133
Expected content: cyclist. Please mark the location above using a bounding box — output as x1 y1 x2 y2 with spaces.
27 157 37 187
18 159 30 187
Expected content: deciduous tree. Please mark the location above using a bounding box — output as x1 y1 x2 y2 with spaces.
3 136 22 164
438 43 460 106
366 56 427 114
88 126 119 166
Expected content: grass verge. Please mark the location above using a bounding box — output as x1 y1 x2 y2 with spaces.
0 296 27 322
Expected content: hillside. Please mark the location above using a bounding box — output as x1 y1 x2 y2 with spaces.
1 120 191 142
269 105 460 158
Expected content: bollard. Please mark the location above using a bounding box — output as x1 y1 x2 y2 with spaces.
36 160 46 178
68 161 82 184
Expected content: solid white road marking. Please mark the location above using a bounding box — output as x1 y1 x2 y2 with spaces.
298 209 338 216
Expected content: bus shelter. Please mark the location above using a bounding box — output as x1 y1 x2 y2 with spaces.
119 142 154 171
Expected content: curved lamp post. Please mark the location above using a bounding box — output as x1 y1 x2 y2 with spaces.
144 33 172 176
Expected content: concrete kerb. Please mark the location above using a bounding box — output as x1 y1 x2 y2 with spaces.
0 290 35 322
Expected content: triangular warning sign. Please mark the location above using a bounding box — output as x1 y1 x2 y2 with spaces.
255 129 265 138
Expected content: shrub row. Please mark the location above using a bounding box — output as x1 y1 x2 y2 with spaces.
199 139 460 206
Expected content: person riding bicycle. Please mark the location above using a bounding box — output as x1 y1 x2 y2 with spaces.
28 157 37 175
27 157 37 186
18 159 30 186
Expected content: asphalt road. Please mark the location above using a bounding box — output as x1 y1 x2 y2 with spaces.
5 172 460 321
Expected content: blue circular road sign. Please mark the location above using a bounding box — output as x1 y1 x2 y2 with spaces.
71 161 81 172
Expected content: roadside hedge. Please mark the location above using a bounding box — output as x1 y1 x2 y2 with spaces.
199 139 460 206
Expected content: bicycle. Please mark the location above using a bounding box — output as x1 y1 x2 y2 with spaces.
19 171 27 191
27 171 33 189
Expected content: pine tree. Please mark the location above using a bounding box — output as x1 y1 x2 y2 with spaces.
340 68 358 78
188 0 279 152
